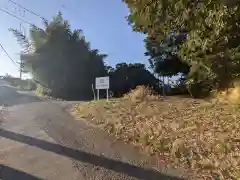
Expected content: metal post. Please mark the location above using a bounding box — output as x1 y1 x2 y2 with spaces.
19 57 23 79
92 84 96 100
106 89 109 101
20 68 22 79
97 89 99 100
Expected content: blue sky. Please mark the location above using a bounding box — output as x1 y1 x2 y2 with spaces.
0 0 147 78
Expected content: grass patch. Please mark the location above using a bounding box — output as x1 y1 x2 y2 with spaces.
72 86 240 180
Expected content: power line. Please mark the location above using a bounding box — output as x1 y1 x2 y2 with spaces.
0 8 32 78
0 43 17 66
7 0 69 23
0 7 54 30
2 0 46 26
7 0 75 26
0 5 64 29
0 1 71 60
2 0 75 29
0 8 32 26
1 1 71 78
8 0 45 20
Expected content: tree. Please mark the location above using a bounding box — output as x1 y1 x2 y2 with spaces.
109 63 160 97
123 0 240 92
145 32 190 77
10 12 107 100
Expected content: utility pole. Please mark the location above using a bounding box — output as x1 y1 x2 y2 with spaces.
18 22 27 79
16 56 23 79
19 58 23 79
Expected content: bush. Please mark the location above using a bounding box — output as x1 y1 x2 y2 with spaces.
36 84 52 96
217 80 240 105
187 80 212 98
4 77 37 91
123 86 160 102
18 80 36 91
26 80 37 91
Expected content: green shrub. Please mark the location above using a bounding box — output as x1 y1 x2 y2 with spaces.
187 80 213 98
36 84 52 96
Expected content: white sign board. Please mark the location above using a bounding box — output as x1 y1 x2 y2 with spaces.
95 76 109 89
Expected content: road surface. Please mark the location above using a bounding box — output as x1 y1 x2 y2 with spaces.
0 85 184 180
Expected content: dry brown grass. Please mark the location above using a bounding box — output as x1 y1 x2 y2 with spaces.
72 86 240 180
217 82 240 105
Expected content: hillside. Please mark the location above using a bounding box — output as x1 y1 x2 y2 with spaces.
72 86 240 180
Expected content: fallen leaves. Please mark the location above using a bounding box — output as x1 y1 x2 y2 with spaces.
72 87 240 180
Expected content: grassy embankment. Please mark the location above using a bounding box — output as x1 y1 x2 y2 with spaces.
71 86 240 180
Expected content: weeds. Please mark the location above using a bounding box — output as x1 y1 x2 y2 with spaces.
72 86 240 180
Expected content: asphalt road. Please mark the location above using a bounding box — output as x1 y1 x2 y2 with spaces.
0 85 184 180
0 85 40 107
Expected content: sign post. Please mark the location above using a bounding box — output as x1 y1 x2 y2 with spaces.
92 84 96 100
97 89 100 100
95 76 109 101
106 88 109 101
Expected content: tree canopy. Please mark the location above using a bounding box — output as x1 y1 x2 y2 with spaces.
10 13 107 99
10 12 161 99
123 0 240 92
145 32 190 77
109 62 160 97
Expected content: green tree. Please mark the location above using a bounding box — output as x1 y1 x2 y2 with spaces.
109 63 160 97
10 12 107 100
145 33 189 77
123 0 240 92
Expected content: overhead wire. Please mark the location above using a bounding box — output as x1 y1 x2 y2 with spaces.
0 1 39 70
8 0 43 19
0 43 17 66
0 7 32 26
0 0 70 68
2 0 74 29
6 0 69 24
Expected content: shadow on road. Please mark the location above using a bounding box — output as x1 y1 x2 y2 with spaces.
0 128 184 180
0 86 41 107
0 164 43 180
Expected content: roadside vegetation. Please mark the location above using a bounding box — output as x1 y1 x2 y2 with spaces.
72 86 240 180
10 13 159 100
9 0 240 179
2 75 36 91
